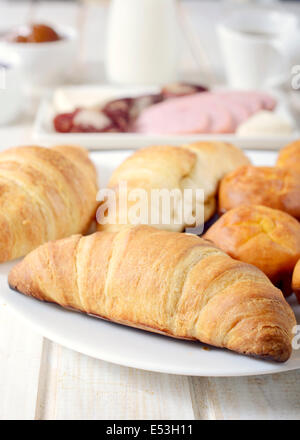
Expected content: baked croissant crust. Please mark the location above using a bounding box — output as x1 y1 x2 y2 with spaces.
204 205 300 295
277 140 300 173
9 225 296 362
97 142 250 232
219 165 300 220
0 144 98 262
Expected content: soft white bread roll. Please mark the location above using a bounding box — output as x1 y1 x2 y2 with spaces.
98 142 250 232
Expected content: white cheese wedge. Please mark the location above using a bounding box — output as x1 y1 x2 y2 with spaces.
237 110 293 136
73 109 111 130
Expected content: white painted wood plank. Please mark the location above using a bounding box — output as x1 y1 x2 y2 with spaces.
0 303 44 420
190 373 300 420
35 340 195 420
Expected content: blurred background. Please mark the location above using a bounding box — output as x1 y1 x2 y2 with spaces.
1 0 300 133
1 0 299 87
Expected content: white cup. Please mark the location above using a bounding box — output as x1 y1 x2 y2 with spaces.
217 9 299 89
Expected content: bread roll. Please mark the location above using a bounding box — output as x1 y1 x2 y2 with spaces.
9 225 296 362
219 165 300 220
97 142 250 232
205 205 300 295
277 140 300 173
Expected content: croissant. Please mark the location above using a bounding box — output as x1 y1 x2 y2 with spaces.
9 225 296 362
0 144 98 262
97 142 250 232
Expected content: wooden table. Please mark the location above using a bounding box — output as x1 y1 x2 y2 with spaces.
0 0 300 420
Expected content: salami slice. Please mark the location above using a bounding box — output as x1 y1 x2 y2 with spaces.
53 109 117 133
54 111 76 133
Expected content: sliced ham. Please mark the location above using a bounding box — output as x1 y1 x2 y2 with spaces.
215 91 277 112
198 93 250 129
133 92 235 134
133 90 276 135
253 91 277 110
215 91 263 114
133 95 211 134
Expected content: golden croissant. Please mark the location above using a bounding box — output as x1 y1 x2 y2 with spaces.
9 225 296 362
0 144 98 262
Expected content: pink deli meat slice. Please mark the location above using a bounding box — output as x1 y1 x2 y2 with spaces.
133 95 209 134
215 91 277 112
133 93 235 134
133 91 276 135
199 93 251 128
253 91 277 110
215 91 263 114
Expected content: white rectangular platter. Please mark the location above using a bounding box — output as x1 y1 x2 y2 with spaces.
33 85 299 151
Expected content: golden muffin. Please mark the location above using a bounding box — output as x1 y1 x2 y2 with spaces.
204 204 300 295
277 140 300 173
219 165 300 220
292 259 300 303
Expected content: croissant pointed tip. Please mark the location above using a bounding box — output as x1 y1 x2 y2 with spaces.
256 332 293 363
8 250 48 302
247 344 292 363
9 262 32 297
230 326 293 363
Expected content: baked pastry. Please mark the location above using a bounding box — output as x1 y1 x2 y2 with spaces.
292 259 300 302
277 140 300 173
97 142 250 232
9 225 296 362
204 205 300 295
0 144 98 262
219 165 300 220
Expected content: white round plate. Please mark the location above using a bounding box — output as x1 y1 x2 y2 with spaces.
1 149 300 376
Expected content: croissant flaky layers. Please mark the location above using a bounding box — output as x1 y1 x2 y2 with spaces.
9 225 296 362
0 145 98 262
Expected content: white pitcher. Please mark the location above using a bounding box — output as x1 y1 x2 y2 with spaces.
106 0 179 85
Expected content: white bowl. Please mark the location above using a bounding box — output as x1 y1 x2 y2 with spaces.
0 25 78 93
